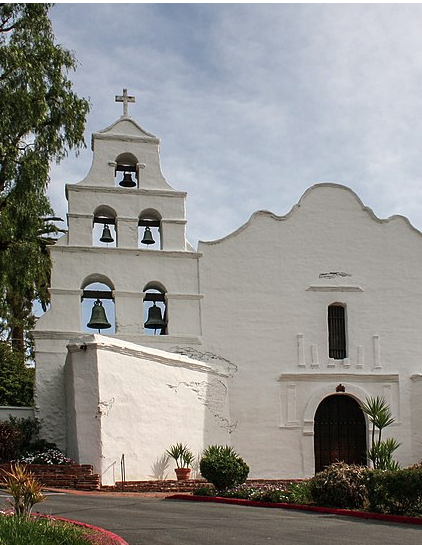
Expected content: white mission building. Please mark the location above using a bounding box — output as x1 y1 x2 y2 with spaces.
33 91 422 485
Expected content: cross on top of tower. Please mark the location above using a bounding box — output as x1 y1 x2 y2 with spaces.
115 88 135 117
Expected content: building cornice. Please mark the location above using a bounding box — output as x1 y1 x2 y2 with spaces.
49 246 202 258
278 373 399 382
66 184 187 198
67 335 228 377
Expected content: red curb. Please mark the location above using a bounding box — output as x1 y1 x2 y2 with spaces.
36 513 129 545
166 494 422 526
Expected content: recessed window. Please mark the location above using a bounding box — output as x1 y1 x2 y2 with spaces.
328 304 346 359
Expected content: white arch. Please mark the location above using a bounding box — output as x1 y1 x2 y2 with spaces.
302 382 371 432
81 274 115 291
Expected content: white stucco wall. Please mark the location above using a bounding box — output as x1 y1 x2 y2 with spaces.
65 335 230 485
198 183 422 477
34 107 422 484
34 114 203 456
0 407 34 421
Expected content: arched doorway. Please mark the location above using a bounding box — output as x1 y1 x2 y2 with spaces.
314 394 367 473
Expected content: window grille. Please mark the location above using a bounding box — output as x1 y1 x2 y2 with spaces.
328 304 346 359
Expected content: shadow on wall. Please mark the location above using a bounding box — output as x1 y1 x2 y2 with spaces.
150 450 202 480
149 454 170 480
102 460 117 484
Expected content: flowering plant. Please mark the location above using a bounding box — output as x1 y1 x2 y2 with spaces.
14 448 74 466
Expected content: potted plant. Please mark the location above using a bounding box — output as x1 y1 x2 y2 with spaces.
166 443 195 481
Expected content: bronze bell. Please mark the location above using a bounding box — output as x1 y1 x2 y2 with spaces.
100 224 114 244
144 302 166 331
141 226 155 245
87 299 111 330
119 171 136 188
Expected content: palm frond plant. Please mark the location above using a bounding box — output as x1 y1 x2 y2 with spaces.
166 443 194 468
361 396 401 470
1 463 45 518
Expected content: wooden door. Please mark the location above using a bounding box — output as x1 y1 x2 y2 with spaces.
314 394 367 473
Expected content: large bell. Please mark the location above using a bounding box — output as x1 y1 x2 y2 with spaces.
144 302 166 331
87 299 112 330
119 171 136 188
100 224 114 244
141 226 155 245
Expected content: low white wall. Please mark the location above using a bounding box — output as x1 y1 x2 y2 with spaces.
0 406 35 421
65 335 230 486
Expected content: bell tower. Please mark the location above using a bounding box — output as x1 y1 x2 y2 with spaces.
33 90 203 448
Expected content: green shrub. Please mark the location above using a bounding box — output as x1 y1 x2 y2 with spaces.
0 421 23 462
367 437 401 471
0 416 47 462
248 487 289 503
15 448 74 465
199 445 249 493
8 416 41 453
193 484 216 496
220 486 254 499
0 515 92 545
365 468 422 516
285 481 313 505
309 462 367 509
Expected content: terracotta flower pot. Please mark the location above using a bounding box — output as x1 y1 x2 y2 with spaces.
175 467 191 481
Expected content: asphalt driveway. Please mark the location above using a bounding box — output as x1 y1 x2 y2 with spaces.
1 490 422 545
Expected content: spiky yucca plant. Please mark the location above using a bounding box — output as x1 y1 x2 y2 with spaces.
361 396 400 470
1 463 45 518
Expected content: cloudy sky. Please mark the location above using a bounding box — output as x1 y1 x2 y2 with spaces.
48 3 422 248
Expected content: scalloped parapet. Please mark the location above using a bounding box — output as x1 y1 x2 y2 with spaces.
198 183 422 247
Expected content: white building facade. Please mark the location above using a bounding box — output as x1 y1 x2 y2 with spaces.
34 96 422 485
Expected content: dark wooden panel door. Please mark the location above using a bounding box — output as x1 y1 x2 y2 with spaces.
314 394 367 473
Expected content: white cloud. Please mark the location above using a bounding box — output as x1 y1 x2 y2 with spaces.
47 3 422 247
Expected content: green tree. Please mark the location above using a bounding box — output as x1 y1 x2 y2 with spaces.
0 3 90 352
0 341 34 406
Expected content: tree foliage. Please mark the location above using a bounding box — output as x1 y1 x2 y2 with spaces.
0 341 34 405
0 3 90 351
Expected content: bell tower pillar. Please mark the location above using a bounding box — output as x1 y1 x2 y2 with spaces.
33 90 203 450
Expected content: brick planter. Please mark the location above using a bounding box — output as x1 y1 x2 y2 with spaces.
0 464 301 493
0 463 100 490
101 478 302 493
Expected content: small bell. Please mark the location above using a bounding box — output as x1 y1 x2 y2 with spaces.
141 226 155 245
119 172 136 188
100 224 114 244
144 302 166 331
87 299 111 330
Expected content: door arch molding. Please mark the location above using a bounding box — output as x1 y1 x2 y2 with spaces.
302 383 370 430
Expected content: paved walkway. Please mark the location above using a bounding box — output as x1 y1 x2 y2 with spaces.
1 489 422 545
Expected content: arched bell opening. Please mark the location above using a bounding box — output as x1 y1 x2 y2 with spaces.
314 394 367 473
115 152 138 188
81 280 116 334
138 209 161 250
142 283 167 335
92 206 117 247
